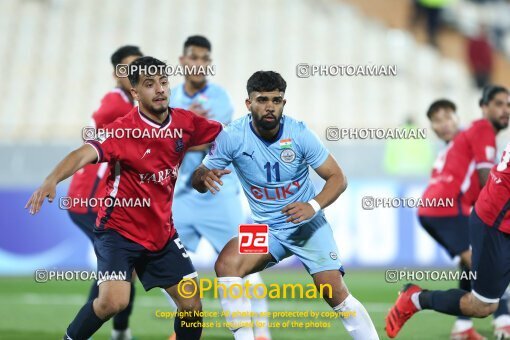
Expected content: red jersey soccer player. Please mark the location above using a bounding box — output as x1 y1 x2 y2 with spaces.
387 87 510 339
418 99 486 339
26 57 222 340
66 45 142 340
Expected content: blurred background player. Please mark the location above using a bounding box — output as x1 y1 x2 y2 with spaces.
418 99 486 339
385 137 510 339
192 71 379 340
163 35 271 340
66 45 143 340
389 86 510 339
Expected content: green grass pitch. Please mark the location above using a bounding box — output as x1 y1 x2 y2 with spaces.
0 269 495 339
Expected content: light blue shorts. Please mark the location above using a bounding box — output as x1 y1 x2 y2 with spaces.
266 214 344 275
172 191 244 253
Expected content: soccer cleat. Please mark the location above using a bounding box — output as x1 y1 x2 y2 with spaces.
385 283 422 338
494 325 510 339
450 327 487 340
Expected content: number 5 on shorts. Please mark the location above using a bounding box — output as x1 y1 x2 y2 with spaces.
174 238 189 258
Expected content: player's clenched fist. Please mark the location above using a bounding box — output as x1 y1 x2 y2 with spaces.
198 168 231 194
25 179 57 215
282 202 316 224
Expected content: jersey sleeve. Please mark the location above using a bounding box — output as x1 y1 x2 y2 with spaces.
202 129 233 170
298 123 330 169
189 112 223 147
85 121 122 164
470 122 497 169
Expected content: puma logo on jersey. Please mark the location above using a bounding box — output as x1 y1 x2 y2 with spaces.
142 149 151 159
242 151 255 160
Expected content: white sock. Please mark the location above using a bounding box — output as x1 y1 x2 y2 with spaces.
411 292 422 310
452 319 473 332
333 294 379 340
161 288 177 309
218 277 254 340
244 273 271 339
111 328 132 340
494 315 510 328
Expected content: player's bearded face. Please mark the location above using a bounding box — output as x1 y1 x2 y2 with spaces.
248 91 286 130
136 74 169 115
485 92 510 130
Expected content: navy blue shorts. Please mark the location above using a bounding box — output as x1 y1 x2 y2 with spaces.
418 215 471 258
93 228 197 291
68 211 96 241
470 210 510 303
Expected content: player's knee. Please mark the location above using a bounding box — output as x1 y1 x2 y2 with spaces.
178 298 202 314
472 302 497 318
215 256 243 277
95 294 130 317
466 294 498 318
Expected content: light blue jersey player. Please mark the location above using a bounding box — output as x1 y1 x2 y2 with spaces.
171 79 242 253
170 35 243 255
166 36 272 340
193 71 379 340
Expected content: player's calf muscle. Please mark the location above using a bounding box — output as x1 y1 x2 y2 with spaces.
313 271 349 306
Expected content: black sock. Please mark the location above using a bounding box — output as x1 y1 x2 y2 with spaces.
419 289 468 316
65 300 106 340
113 282 135 330
457 265 472 321
174 315 203 340
494 297 510 318
87 280 99 302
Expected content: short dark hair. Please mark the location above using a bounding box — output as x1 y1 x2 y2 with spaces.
111 45 143 67
184 35 211 52
479 85 508 106
127 56 167 87
426 99 456 119
246 71 287 96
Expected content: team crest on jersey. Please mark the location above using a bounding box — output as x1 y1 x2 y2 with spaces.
175 138 184 152
280 149 296 163
330 252 338 260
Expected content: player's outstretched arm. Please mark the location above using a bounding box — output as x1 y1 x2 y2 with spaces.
191 164 231 194
283 154 347 223
25 144 98 215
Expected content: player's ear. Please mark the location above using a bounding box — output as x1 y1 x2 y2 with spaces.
179 55 185 66
245 98 251 111
283 99 287 107
130 87 139 102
